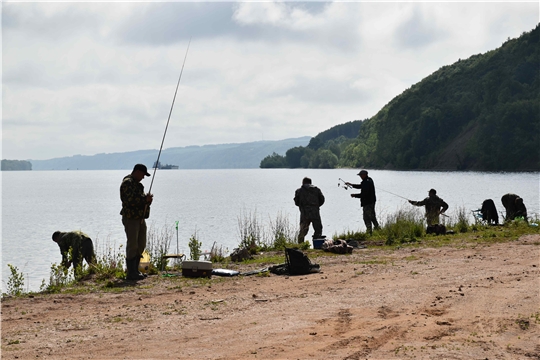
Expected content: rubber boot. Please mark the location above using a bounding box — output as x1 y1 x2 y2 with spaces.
126 257 144 280
136 255 147 278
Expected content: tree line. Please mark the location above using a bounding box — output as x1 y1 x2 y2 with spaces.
1 160 32 171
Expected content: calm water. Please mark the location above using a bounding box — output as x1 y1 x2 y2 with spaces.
2 169 539 292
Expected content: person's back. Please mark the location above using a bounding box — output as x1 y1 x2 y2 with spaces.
481 199 498 225
296 184 324 206
294 177 325 243
409 189 448 226
52 230 95 269
501 193 520 221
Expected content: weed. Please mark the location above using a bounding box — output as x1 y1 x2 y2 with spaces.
237 209 265 253
188 231 202 261
147 222 173 269
449 206 470 233
267 211 299 250
5 264 25 296
209 242 227 263
382 208 425 245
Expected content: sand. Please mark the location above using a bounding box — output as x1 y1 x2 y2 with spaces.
2 234 539 359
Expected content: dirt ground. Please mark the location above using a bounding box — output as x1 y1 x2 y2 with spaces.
2 234 539 360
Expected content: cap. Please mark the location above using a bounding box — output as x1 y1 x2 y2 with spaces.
133 164 151 177
357 170 368 176
429 189 436 195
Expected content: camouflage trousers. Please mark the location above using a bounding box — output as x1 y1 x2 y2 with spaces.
122 217 147 260
362 203 380 235
298 214 323 244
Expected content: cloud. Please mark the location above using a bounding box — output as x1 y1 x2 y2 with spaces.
2 2 538 160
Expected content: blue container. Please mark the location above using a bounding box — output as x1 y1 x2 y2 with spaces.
312 239 325 249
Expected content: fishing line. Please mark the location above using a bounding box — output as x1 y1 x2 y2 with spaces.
377 187 411 201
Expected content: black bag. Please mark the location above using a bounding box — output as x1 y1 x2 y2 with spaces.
284 248 320 275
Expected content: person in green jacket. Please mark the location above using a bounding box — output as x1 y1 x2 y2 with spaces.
52 230 95 270
120 163 153 280
409 189 449 226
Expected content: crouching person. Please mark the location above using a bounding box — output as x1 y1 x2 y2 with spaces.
52 230 95 271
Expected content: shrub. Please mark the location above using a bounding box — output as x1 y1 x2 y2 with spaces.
5 264 25 296
188 231 202 260
268 212 299 250
147 222 173 270
383 208 425 245
237 209 265 253
450 206 470 233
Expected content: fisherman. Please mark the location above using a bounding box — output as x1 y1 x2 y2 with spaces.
294 177 325 243
409 189 449 226
51 230 95 270
120 164 153 280
480 199 499 225
346 170 380 235
501 193 527 222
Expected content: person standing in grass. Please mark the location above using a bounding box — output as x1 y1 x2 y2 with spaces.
120 163 153 281
346 170 380 235
294 177 325 243
409 189 449 226
51 230 95 271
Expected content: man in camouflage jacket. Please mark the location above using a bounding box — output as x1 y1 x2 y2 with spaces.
409 189 449 226
120 163 153 280
294 177 325 243
52 230 95 270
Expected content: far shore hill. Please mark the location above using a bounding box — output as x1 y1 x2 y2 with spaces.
26 137 311 171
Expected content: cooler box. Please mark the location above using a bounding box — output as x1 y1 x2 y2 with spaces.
312 239 325 249
182 260 213 278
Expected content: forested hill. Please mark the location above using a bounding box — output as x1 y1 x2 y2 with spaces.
267 25 539 171
341 25 539 171
260 120 362 168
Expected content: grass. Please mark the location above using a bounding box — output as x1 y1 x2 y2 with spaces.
2 210 538 298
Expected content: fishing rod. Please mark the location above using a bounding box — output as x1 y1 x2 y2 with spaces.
377 187 411 201
148 38 191 194
378 188 449 217
142 39 191 221
337 178 351 190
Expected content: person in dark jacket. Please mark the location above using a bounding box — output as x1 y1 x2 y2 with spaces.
294 177 325 243
120 163 153 280
501 193 527 222
346 170 380 235
52 230 95 270
480 199 499 225
409 189 449 226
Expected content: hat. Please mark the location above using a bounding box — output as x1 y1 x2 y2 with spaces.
357 170 368 176
133 164 151 177
429 189 436 195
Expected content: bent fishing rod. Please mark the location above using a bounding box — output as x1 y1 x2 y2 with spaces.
378 187 449 217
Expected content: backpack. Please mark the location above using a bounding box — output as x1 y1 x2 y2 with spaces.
284 248 320 275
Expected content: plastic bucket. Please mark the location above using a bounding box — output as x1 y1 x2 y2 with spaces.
312 239 325 249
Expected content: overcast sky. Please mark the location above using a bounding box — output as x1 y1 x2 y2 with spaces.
2 2 538 160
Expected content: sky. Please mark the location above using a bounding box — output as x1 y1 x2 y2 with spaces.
2 1 538 161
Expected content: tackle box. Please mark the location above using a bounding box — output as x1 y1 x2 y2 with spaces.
181 260 213 278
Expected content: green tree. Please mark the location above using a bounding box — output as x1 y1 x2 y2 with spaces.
259 152 287 168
